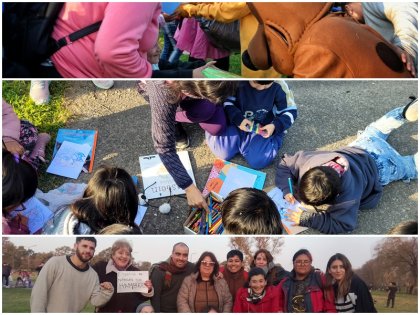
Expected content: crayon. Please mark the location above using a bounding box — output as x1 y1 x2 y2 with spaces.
288 177 294 196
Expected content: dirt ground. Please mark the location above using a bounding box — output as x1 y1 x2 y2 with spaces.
54 79 418 235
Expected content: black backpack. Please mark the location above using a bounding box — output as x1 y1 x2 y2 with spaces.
3 2 102 77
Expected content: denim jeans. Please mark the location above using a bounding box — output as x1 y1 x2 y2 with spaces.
160 21 183 63
349 106 417 186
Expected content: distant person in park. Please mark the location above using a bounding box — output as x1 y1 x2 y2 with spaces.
30 237 114 312
42 165 141 235
150 242 195 313
233 267 281 312
3 99 51 169
143 80 238 211
206 80 297 169
278 249 336 313
2 149 38 234
177 251 233 312
221 188 283 234
326 253 377 312
249 249 289 286
343 2 418 77
2 262 12 288
279 97 418 233
92 239 154 313
219 250 248 303
386 282 398 308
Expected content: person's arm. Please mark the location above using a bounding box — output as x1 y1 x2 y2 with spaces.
271 84 298 134
146 81 208 210
89 278 114 307
232 289 243 312
275 152 302 195
30 260 56 312
353 276 377 313
223 96 244 126
178 2 250 22
176 277 192 313
2 100 24 155
150 268 163 313
94 3 161 77
220 279 233 312
141 280 154 297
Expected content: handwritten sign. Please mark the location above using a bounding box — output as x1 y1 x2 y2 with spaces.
139 151 196 199
117 271 148 293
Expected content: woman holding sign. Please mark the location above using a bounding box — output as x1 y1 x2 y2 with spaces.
143 81 238 211
92 239 153 313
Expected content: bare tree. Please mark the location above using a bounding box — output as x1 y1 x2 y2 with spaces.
54 246 73 257
90 247 112 266
229 237 285 268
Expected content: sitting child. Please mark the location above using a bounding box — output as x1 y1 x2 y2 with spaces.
221 188 282 234
43 165 141 234
206 80 297 169
2 149 38 234
277 98 418 234
2 99 51 169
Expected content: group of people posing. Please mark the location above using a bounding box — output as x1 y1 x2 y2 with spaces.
30 237 378 313
2 80 418 235
2 2 418 78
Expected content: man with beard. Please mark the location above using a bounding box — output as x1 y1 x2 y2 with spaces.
30 237 114 312
150 242 195 312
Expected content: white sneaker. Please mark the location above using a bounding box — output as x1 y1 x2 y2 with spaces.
92 80 114 90
403 97 418 122
29 80 50 105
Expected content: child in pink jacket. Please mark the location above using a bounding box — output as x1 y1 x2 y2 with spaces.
50 2 161 78
2 100 50 169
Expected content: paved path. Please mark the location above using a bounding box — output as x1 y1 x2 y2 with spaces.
58 80 418 234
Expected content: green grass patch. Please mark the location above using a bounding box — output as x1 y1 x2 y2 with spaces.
2 81 71 189
2 287 94 313
371 290 418 313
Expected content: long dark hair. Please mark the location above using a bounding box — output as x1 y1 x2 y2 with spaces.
194 251 219 281
2 149 38 214
326 253 354 298
71 165 138 233
167 81 239 104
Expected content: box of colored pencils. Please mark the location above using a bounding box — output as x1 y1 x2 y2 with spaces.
183 192 224 235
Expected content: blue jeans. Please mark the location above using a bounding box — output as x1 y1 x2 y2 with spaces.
206 125 284 169
349 106 417 186
160 21 183 63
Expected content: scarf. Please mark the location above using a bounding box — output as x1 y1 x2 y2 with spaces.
158 257 189 288
105 258 132 274
246 287 266 304
223 267 247 300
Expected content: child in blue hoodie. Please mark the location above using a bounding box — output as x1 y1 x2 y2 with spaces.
206 80 297 169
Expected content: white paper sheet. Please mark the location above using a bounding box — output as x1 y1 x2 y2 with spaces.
47 141 91 179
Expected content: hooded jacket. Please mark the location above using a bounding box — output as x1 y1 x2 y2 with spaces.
244 2 412 78
233 285 280 313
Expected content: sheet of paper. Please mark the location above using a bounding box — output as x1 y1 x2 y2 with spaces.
267 187 308 235
117 271 149 293
47 141 91 179
134 205 147 226
9 197 53 234
139 151 196 199
218 167 257 198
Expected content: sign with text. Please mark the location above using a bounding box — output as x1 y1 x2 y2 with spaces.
117 271 148 293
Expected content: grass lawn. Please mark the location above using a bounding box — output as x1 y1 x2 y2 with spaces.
2 80 71 189
2 287 94 313
372 290 418 313
2 288 417 313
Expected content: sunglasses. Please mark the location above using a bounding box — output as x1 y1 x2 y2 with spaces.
201 261 216 267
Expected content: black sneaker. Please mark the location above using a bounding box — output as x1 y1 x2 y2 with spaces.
175 123 190 149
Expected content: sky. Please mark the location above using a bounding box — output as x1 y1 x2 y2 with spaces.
4 235 391 272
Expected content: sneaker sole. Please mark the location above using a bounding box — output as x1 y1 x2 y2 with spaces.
176 137 190 150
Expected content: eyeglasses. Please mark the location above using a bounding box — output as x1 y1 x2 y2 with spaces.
201 261 215 267
294 260 311 266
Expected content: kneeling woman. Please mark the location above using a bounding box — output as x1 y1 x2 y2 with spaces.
177 251 232 312
92 239 153 312
326 253 377 313
233 267 280 313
